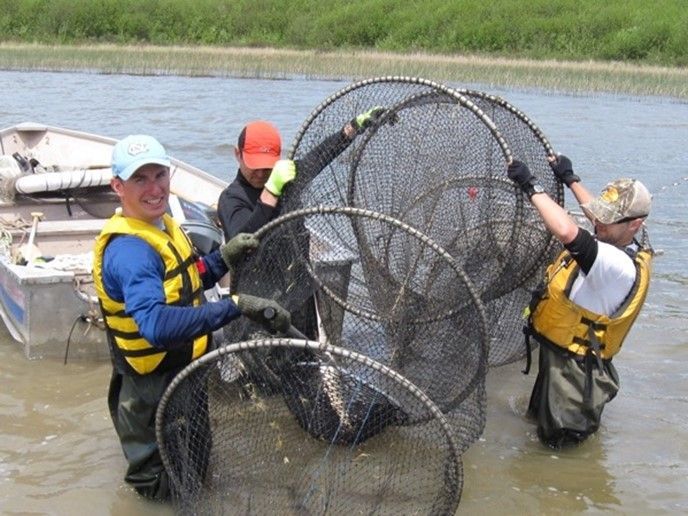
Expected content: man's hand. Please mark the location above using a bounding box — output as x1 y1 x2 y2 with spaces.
233 294 291 333
355 106 385 131
508 160 545 199
549 154 580 187
350 106 398 135
264 159 297 197
508 160 535 189
220 233 259 269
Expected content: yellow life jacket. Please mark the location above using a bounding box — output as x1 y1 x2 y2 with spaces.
93 213 209 375
529 247 652 360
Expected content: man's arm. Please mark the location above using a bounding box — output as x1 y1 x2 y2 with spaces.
198 249 228 288
295 129 355 185
255 129 353 209
508 159 598 273
508 160 579 245
548 155 595 213
261 108 391 206
103 236 241 349
568 181 595 207
218 182 277 240
529 192 580 245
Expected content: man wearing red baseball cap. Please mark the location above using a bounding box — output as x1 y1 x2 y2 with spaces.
217 108 388 240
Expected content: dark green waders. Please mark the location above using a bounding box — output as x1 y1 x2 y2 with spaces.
108 367 211 501
527 344 620 449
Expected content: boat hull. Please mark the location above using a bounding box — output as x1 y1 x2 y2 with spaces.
0 258 110 359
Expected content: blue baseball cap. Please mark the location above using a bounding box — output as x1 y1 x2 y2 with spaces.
111 134 171 180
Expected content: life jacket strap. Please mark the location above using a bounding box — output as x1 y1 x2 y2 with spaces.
522 325 532 375
583 323 605 405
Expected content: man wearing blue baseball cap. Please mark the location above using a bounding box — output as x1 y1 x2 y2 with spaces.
93 134 291 501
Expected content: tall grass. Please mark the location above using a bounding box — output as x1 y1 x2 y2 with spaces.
1 43 685 99
0 0 686 67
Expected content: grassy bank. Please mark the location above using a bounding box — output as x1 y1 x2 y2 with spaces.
1 0 687 67
1 43 686 99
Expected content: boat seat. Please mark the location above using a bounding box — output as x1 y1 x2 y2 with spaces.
34 219 106 235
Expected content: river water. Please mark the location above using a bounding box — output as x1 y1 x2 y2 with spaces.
0 70 686 515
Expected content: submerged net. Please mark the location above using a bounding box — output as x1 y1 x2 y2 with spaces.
157 339 464 515
225 206 488 448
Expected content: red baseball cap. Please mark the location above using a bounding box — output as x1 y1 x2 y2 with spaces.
239 121 282 170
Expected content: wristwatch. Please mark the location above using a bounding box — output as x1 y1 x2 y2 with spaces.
525 182 545 199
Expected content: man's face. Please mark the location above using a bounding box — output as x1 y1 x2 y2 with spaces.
235 148 272 189
594 218 639 247
111 164 170 224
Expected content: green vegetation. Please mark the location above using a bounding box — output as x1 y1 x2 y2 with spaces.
2 43 685 99
0 0 686 67
0 1 685 98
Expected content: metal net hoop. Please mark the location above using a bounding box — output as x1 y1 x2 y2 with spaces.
252 205 488 326
343 88 526 302
288 76 459 160
443 88 568 365
452 86 565 280
156 338 464 515
455 89 557 157
281 77 510 224
229 205 489 423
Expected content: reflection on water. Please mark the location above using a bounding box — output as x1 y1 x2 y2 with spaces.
0 71 687 514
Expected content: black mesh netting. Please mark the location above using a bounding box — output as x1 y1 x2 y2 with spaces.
285 77 563 366
156 339 463 515
156 77 570 513
225 206 488 447
451 88 564 366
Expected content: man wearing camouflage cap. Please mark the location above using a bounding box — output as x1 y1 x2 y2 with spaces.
507 155 653 449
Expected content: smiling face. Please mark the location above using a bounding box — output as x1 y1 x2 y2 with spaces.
111 163 170 224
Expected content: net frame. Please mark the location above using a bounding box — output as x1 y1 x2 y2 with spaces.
253 205 487 326
344 89 523 301
156 338 465 515
287 78 563 283
286 77 571 367
453 87 565 284
444 88 566 365
234 205 490 418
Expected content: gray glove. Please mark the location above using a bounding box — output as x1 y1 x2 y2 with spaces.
220 233 259 269
234 294 291 333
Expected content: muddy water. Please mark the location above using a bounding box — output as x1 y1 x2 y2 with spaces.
0 71 686 514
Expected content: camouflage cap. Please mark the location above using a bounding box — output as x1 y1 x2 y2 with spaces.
581 178 651 224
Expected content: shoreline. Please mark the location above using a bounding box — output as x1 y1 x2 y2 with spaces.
1 42 687 99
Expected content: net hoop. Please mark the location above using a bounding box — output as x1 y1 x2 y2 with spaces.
289 75 512 164
156 337 464 514
251 205 488 330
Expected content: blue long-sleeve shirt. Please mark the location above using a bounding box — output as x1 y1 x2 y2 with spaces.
101 235 241 349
